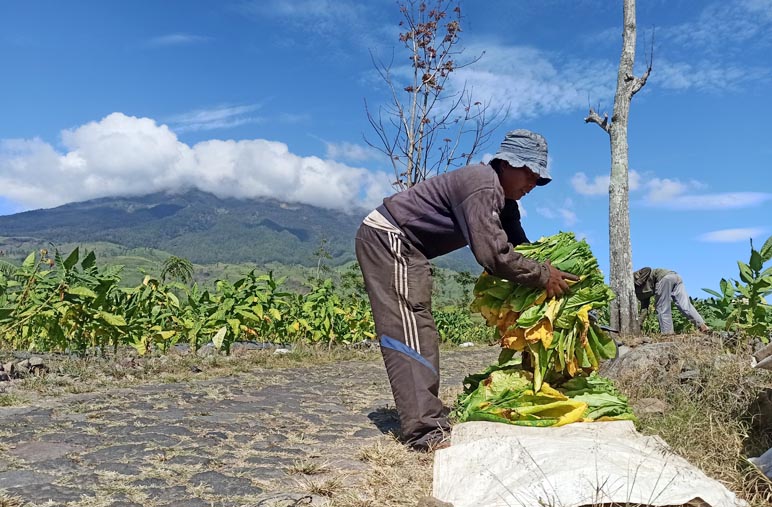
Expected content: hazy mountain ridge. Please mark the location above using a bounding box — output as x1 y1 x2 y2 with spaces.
0 190 478 271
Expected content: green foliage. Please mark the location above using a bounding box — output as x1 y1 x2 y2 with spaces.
434 306 495 344
0 248 128 353
702 234 772 342
639 300 694 335
0 246 491 354
160 256 194 284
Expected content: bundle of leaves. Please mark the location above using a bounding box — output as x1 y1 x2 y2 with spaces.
470 232 617 391
452 349 635 426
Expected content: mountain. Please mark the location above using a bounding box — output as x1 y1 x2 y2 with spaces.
0 190 478 271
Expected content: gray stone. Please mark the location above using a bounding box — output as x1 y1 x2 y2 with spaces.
159 500 210 507
6 441 81 462
98 462 142 475
143 485 189 501
165 454 215 466
352 428 381 438
132 477 170 488
245 456 295 466
635 398 670 415
601 342 680 383
6 483 90 504
0 470 56 488
80 443 156 463
189 470 264 496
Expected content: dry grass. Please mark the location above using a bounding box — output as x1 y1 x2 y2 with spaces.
612 333 772 507
287 458 331 476
0 344 381 405
315 436 435 506
0 493 25 507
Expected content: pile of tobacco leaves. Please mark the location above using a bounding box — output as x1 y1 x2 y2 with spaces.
454 232 635 427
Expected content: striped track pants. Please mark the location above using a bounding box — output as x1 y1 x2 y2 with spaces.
355 222 448 443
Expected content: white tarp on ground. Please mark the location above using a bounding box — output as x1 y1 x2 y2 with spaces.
433 421 748 507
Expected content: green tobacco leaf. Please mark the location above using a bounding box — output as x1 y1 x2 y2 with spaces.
750 249 763 272
63 248 80 270
98 311 127 327
738 261 754 284
69 286 98 298
720 278 734 298
212 325 227 350
760 234 772 263
81 251 96 270
22 251 36 270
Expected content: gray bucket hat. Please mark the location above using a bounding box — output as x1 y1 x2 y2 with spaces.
491 129 551 186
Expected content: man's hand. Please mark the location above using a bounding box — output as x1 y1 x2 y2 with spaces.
544 261 580 299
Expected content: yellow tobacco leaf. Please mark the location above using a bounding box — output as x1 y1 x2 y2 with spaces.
566 356 579 376
501 327 527 351
537 382 566 400
496 311 519 336
552 401 588 426
576 303 593 345
525 318 553 347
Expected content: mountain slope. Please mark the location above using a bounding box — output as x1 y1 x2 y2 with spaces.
0 190 478 271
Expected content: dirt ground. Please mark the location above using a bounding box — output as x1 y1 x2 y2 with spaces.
0 346 498 507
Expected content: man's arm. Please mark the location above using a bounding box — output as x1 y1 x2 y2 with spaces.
639 297 651 321
455 188 577 296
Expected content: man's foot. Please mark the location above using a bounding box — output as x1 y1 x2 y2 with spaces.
408 428 451 452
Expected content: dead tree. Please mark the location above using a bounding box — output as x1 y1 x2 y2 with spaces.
365 0 505 190
585 0 651 335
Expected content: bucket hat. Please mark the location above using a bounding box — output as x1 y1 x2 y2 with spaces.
491 129 551 186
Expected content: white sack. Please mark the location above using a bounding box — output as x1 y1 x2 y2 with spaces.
432 421 747 507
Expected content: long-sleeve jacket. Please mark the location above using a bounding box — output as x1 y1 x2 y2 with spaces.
379 163 550 288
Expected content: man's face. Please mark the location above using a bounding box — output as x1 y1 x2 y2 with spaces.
498 162 540 200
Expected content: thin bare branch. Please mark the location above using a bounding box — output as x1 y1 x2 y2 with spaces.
584 109 610 133
363 0 499 189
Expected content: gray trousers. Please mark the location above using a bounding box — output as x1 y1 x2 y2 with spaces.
355 223 449 445
655 273 706 334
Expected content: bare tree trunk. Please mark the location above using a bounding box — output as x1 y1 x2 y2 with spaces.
585 0 651 336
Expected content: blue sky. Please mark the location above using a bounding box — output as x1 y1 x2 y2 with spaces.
1 0 771 297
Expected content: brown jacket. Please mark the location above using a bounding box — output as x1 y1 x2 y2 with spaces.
380 164 550 288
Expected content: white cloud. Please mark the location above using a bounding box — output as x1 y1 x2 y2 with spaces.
536 198 578 227
166 104 262 132
654 59 770 93
641 177 704 203
0 113 392 212
572 169 771 210
448 44 617 120
663 1 772 51
324 141 380 162
572 172 608 196
237 0 386 52
146 33 210 47
650 1 772 92
572 170 643 196
653 192 772 210
698 227 769 243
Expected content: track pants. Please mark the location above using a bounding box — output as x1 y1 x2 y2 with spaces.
655 273 706 334
355 223 449 444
